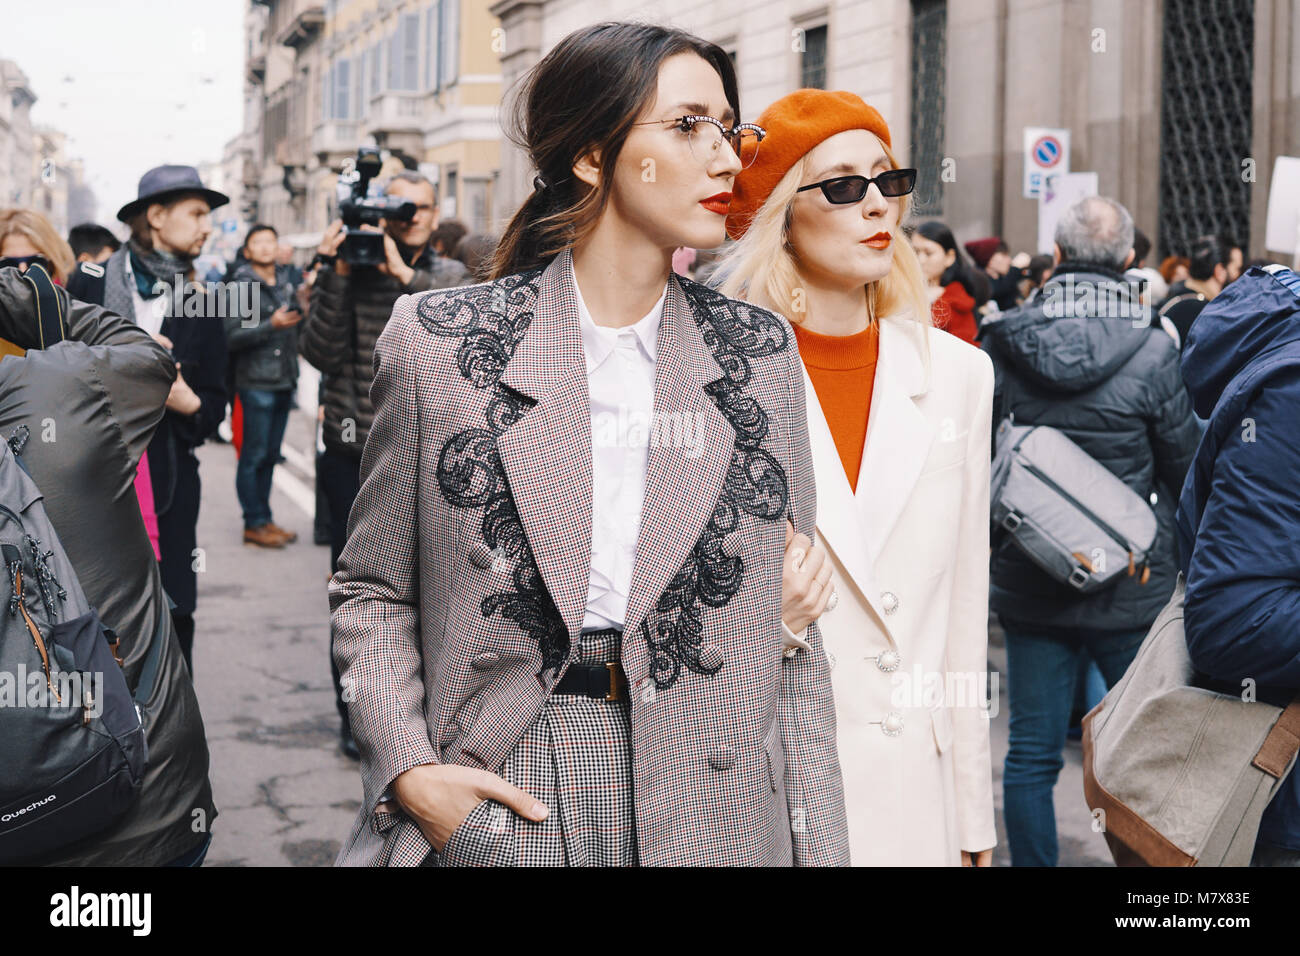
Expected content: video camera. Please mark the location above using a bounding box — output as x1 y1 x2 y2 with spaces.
338 147 415 267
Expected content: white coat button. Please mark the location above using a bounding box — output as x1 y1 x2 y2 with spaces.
881 591 899 615
783 647 798 659
876 649 901 673
881 711 904 736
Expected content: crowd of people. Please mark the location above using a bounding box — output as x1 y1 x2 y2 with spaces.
1 18 1297 870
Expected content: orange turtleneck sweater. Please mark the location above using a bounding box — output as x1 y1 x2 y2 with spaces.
792 321 880 493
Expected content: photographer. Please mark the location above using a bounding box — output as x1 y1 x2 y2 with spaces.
300 168 470 759
226 223 302 549
0 267 216 866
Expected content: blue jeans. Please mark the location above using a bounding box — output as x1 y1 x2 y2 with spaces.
236 388 292 530
1001 619 1148 866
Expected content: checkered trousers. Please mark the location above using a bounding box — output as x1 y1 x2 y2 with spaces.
424 628 637 867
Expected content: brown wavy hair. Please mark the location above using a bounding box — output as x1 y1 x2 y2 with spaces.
489 21 740 280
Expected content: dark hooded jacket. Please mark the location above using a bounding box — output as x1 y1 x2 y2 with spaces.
1176 265 1300 850
0 271 216 865
981 265 1200 632
299 247 470 459
66 245 229 617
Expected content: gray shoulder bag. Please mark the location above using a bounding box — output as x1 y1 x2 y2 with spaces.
1082 575 1300 866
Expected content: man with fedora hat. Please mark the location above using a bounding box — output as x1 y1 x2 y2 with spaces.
69 164 231 674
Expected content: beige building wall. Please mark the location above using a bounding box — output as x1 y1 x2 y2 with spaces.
241 1 1298 259
31 127 72 236
255 0 506 237
0 60 37 210
490 0 912 232
943 0 1164 255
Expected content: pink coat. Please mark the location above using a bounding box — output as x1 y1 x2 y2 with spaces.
134 453 161 560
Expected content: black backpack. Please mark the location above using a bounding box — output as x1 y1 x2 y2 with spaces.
0 264 151 863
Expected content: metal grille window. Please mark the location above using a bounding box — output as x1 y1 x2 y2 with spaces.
800 24 827 89
1158 0 1253 257
909 0 946 216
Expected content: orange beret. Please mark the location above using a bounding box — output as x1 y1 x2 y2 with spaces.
727 89 893 241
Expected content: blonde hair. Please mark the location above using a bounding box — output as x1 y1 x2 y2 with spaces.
717 138 931 337
0 208 75 282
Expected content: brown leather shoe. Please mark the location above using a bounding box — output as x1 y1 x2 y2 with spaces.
243 524 287 548
267 522 298 543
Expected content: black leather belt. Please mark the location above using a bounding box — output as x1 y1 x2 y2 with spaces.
554 661 628 701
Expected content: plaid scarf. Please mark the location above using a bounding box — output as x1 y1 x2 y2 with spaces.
102 240 196 327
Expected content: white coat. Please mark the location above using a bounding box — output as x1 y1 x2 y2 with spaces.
789 314 997 865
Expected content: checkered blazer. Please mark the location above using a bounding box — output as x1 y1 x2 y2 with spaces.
331 249 849 866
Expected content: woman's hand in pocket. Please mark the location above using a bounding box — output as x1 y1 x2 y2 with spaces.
393 763 548 853
782 519 835 635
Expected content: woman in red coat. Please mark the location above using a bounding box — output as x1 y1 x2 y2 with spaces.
911 220 988 346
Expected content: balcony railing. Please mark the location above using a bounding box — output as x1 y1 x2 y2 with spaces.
312 120 362 159
364 91 426 135
275 3 325 50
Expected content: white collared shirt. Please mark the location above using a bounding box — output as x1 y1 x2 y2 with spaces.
573 260 667 632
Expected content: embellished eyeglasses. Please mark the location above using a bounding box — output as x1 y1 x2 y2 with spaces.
797 168 918 204
631 115 767 169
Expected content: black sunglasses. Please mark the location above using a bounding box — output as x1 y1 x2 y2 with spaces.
797 168 918 204
0 254 52 273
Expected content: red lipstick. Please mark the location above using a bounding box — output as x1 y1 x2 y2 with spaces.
700 192 732 215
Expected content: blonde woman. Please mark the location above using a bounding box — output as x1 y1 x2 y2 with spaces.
0 208 75 282
721 90 996 866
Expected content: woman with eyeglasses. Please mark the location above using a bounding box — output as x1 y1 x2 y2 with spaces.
720 90 997 866
330 22 849 867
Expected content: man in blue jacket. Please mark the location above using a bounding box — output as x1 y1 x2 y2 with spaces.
1177 263 1300 865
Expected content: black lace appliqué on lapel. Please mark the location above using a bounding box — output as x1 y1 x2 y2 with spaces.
415 269 571 677
640 279 791 691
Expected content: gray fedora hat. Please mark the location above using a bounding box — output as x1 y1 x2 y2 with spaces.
116 164 229 222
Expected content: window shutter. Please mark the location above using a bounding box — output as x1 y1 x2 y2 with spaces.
402 13 420 89
336 58 350 120
353 54 363 119
425 4 436 91
433 0 443 92
437 0 449 89
443 0 458 85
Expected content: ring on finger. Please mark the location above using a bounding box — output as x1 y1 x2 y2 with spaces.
826 588 839 613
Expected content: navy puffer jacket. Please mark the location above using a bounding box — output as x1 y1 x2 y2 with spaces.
1176 265 1300 851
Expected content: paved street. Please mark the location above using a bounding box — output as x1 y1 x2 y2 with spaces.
193 367 361 867
190 363 1111 866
